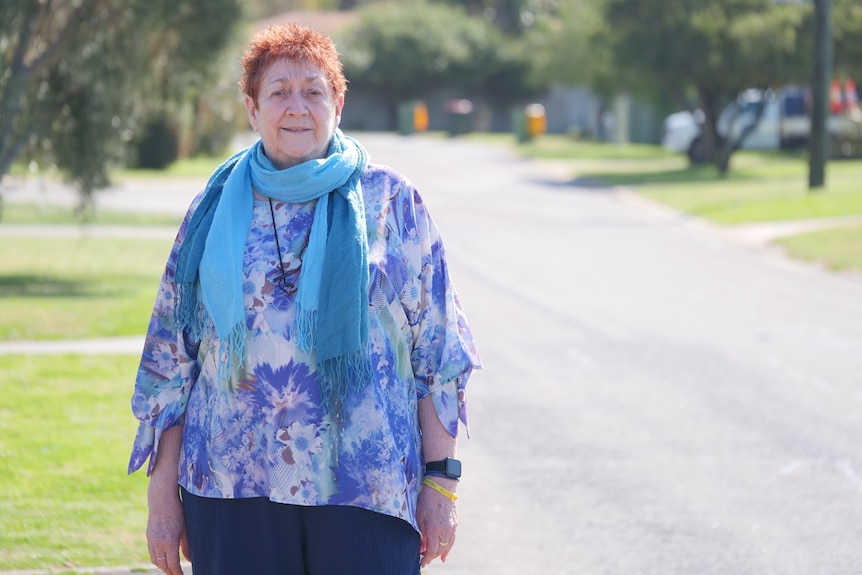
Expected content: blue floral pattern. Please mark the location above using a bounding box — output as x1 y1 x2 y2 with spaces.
129 165 481 531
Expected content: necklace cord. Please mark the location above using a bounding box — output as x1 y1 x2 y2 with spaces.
269 198 297 295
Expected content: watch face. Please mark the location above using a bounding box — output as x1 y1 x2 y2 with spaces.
446 458 462 478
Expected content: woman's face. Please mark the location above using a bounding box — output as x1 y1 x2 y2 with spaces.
245 58 344 170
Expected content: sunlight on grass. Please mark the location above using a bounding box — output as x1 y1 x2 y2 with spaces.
1 202 182 226
535 143 862 225
0 238 171 340
519 135 677 161
0 354 149 571
636 159 862 224
116 154 226 180
493 136 862 272
775 225 862 271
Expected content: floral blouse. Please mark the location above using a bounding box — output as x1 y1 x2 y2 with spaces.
128 164 481 532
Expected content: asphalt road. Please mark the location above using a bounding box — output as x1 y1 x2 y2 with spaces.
5 133 862 575
351 134 862 575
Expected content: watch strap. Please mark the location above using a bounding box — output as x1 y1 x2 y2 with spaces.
424 458 461 479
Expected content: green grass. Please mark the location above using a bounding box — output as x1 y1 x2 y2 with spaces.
116 154 226 180
629 155 862 225
517 135 678 161
531 143 862 224
0 354 150 571
8 154 227 182
497 135 862 271
775 225 862 271
1 202 182 226
465 132 679 161
0 237 171 340
496 135 862 223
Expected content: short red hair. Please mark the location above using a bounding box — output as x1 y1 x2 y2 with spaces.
240 23 347 104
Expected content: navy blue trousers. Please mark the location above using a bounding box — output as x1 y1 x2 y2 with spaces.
181 488 421 575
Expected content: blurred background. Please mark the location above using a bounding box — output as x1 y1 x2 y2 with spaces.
3 2 862 573
2 0 862 206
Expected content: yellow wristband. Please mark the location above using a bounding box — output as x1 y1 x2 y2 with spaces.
422 477 458 501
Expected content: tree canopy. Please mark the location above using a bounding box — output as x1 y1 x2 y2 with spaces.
833 0 862 75
538 0 862 172
603 0 808 168
0 0 242 208
338 1 542 121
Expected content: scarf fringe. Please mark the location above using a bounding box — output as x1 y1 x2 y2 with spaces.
317 349 373 412
175 282 198 334
216 321 248 393
294 303 318 354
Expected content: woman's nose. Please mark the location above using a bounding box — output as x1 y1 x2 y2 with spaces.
284 92 306 115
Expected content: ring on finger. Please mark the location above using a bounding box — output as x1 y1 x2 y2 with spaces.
439 540 448 546
156 555 167 561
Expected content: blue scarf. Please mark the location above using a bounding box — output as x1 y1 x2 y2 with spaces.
175 129 370 406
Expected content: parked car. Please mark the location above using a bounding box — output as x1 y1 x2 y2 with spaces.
662 84 862 161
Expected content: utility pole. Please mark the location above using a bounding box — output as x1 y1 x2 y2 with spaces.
809 0 832 190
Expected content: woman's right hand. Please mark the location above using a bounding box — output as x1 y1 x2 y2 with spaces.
147 479 190 575
146 425 189 575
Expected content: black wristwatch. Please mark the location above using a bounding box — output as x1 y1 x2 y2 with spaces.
424 458 462 479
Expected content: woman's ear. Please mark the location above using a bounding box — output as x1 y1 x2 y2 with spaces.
334 94 345 127
244 94 259 132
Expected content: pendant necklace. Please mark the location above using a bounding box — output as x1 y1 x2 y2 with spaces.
268 198 302 296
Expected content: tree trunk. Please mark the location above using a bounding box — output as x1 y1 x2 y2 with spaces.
690 89 724 166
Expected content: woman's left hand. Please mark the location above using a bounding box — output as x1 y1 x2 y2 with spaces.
417 478 458 567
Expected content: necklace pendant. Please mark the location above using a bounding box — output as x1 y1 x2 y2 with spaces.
273 266 301 296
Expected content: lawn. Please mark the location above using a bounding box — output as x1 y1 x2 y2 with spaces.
1 202 182 226
0 237 172 341
502 134 862 272
507 135 862 222
775 225 862 272
0 354 150 571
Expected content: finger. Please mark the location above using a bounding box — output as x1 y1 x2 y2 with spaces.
426 531 456 566
165 550 184 575
152 552 169 574
422 540 444 566
440 533 456 563
419 533 430 567
180 530 192 562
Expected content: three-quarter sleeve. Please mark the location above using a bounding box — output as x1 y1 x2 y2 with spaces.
403 187 481 437
128 197 202 476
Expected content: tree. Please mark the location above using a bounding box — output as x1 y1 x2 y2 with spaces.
833 0 862 74
597 0 809 173
435 0 559 35
338 2 541 126
0 0 241 213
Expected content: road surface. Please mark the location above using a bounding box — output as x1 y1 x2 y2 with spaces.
355 134 862 575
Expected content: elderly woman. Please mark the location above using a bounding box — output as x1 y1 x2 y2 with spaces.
128 23 481 575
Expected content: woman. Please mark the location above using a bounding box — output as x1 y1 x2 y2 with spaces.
128 23 481 575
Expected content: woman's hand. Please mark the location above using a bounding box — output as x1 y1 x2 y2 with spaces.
146 425 188 575
417 477 458 567
416 394 460 567
147 480 189 575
